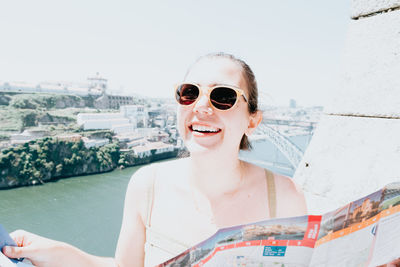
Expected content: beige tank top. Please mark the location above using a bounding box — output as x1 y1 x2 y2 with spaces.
143 168 277 266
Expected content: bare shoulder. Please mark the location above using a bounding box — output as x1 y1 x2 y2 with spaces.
273 173 303 197
128 158 185 184
273 172 307 217
242 162 307 217
127 158 189 195
127 164 155 190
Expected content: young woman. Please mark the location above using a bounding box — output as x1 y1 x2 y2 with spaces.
2 53 307 267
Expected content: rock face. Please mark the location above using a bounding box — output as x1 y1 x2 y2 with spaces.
9 94 86 109
37 113 75 125
293 1 400 213
0 94 11 105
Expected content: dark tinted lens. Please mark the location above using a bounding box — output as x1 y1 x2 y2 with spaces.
176 84 199 105
210 87 237 110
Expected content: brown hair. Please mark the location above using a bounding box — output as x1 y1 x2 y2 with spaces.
185 52 259 150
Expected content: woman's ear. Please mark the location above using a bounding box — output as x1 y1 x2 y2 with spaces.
245 110 263 136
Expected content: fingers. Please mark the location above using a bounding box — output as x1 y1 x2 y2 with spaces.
10 230 32 245
387 258 400 267
3 230 35 259
2 245 30 259
382 258 400 267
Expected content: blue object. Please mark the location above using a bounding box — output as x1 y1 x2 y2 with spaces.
0 224 23 263
263 246 287 257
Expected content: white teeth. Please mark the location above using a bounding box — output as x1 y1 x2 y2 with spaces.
192 125 219 132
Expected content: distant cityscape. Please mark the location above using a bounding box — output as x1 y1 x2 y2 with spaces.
0 73 323 164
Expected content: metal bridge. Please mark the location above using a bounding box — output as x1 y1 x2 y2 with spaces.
251 120 316 169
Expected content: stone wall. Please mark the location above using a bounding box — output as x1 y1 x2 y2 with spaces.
293 0 400 213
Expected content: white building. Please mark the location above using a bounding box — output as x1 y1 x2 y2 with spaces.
114 133 143 143
120 105 148 128
82 137 109 149
10 130 50 145
132 142 174 158
154 116 166 128
112 124 134 134
0 81 102 96
77 113 131 131
77 113 123 125
0 74 108 96
126 137 147 148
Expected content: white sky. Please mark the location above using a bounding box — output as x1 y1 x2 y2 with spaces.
0 0 350 106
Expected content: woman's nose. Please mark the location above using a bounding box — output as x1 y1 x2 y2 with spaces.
193 94 212 115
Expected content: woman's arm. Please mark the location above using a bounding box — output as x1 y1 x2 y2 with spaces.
2 230 115 267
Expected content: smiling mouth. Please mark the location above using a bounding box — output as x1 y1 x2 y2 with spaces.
189 124 222 134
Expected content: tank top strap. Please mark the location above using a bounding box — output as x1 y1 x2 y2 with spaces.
143 164 191 266
145 164 157 228
265 169 277 219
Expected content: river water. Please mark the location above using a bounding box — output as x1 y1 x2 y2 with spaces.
0 136 312 257
0 166 139 256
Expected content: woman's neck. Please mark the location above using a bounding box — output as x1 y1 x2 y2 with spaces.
187 150 246 200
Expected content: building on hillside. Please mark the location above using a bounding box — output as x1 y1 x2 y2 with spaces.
120 105 148 128
111 123 134 134
148 131 169 143
94 94 134 109
82 137 109 148
290 99 297 108
0 73 134 109
131 142 175 158
77 112 131 133
115 133 145 149
10 130 50 145
126 138 147 148
87 73 107 94
0 80 101 96
56 134 82 142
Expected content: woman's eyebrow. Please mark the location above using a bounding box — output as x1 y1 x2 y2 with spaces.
209 83 239 88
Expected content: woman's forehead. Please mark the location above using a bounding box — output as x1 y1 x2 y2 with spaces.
185 58 245 88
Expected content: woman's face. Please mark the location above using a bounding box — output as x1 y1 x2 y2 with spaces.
177 57 256 155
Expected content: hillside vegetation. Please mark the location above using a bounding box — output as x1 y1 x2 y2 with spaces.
0 137 120 188
0 93 99 133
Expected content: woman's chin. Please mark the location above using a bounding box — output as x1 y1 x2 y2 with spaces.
185 139 222 155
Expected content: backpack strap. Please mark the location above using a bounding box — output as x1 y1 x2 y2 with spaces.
265 169 277 219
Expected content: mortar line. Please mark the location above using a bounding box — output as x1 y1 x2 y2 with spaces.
325 113 400 119
352 5 400 20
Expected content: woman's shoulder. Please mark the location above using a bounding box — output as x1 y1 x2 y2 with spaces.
272 172 303 196
128 158 189 188
246 162 302 194
272 171 307 217
245 162 307 217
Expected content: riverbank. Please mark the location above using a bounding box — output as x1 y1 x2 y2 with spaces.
0 136 179 189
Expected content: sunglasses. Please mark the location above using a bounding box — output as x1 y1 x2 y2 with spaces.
175 83 248 111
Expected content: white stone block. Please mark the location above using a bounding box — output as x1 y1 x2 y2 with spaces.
293 114 400 214
325 9 400 118
351 0 400 18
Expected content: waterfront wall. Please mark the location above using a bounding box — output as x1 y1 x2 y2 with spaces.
293 0 400 213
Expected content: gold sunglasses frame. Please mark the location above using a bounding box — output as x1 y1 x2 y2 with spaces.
174 83 248 111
